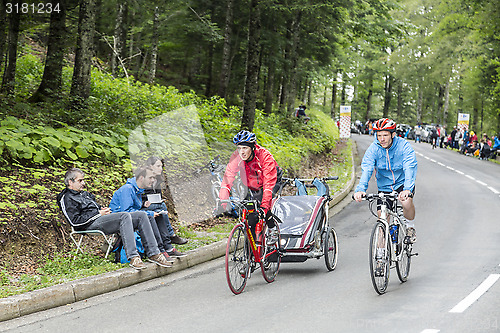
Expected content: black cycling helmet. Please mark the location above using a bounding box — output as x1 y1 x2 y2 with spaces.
373 118 397 133
233 130 257 146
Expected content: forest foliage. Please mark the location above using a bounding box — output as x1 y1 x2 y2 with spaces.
2 0 499 133
0 0 499 230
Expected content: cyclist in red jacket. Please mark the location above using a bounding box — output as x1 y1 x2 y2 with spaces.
218 130 280 240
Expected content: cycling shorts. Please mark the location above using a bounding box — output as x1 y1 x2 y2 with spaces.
377 185 415 211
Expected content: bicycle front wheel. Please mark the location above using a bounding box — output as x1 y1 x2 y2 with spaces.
260 223 281 283
225 224 249 294
396 224 412 282
324 227 338 271
369 221 390 295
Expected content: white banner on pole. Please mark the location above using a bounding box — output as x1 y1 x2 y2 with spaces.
339 105 351 138
457 113 470 131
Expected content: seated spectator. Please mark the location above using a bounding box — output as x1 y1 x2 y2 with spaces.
294 105 310 124
492 133 500 150
57 168 172 270
463 140 479 156
488 133 500 159
109 166 186 258
469 131 477 144
479 139 491 159
142 156 188 245
482 133 492 147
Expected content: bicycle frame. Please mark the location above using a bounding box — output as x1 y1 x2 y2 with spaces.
241 205 279 265
359 191 415 294
377 195 406 262
224 198 282 294
225 199 279 265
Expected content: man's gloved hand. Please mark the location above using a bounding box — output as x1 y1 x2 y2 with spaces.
258 208 269 220
259 208 276 228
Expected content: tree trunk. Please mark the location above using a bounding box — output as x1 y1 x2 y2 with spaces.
29 0 68 102
365 76 373 121
396 79 402 121
70 0 96 110
472 106 479 130
278 19 292 114
416 86 423 123
382 74 393 118
241 0 261 131
205 43 213 97
286 11 302 115
111 1 125 76
443 79 450 125
1 7 20 95
306 79 312 106
436 83 445 124
323 84 327 107
0 0 7 72
218 0 234 99
263 56 275 115
330 70 337 120
148 6 159 84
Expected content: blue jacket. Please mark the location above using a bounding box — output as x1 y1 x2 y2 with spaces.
493 137 500 150
355 136 418 193
109 178 154 216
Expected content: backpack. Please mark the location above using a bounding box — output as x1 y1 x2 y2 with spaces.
111 232 145 264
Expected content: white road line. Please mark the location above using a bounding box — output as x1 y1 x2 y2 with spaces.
421 330 440 333
447 166 455 171
488 186 500 194
465 174 476 181
424 156 430 160
437 162 445 166
430 159 436 162
449 274 500 313
455 170 464 175
476 180 487 186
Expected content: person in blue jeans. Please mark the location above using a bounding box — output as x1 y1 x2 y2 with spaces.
109 166 186 258
57 168 172 270
141 156 187 245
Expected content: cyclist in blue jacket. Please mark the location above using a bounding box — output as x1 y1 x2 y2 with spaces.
353 118 418 242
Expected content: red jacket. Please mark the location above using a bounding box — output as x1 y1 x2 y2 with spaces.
219 144 277 211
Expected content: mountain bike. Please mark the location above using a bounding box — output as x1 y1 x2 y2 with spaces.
355 192 418 295
223 198 282 295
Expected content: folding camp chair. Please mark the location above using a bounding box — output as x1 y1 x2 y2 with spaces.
69 226 116 259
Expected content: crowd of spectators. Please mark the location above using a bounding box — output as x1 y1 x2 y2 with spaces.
420 124 500 161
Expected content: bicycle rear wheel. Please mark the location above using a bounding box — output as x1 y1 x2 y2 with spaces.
225 224 249 294
324 227 338 271
260 223 281 283
396 224 412 282
369 221 390 295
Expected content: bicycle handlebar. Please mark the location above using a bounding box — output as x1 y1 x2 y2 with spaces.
351 192 414 201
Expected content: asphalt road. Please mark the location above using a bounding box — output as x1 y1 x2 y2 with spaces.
2 135 500 333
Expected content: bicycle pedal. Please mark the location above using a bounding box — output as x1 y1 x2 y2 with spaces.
410 252 419 257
